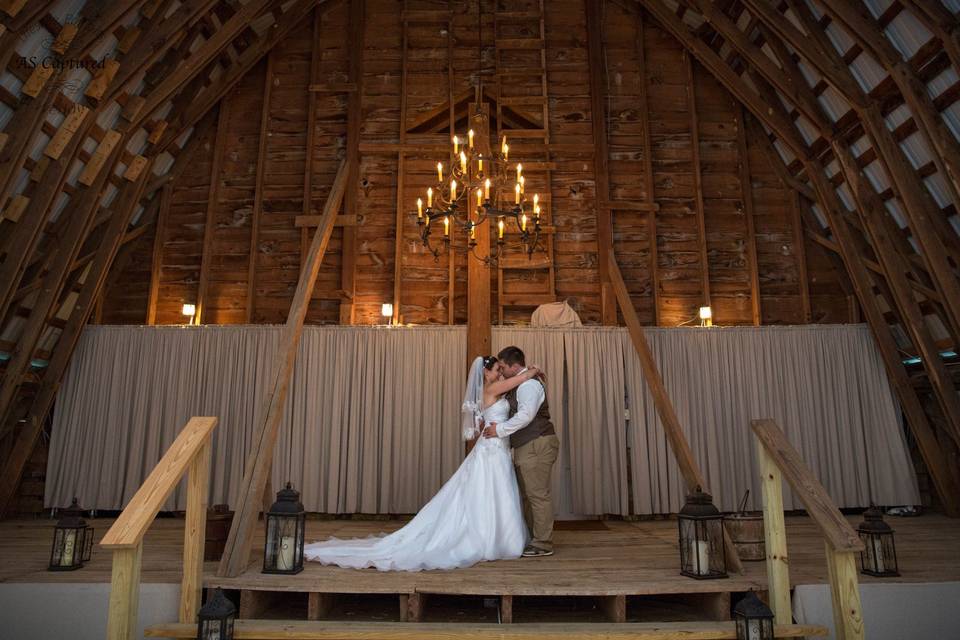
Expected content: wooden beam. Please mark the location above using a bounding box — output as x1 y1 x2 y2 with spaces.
684 53 711 312
741 0 960 341
0 142 122 427
735 106 761 325
247 53 274 324
637 0 960 516
391 11 410 325
218 161 347 577
0 160 152 515
608 251 743 573
195 98 230 325
300 8 322 320
146 183 171 325
586 0 618 325
466 103 492 363
790 191 811 323
635 8 660 325
339 0 365 324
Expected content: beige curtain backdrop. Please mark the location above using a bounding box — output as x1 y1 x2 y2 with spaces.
45 325 465 513
46 324 917 516
624 324 920 513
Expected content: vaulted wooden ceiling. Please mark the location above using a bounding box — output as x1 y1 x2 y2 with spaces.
0 0 958 515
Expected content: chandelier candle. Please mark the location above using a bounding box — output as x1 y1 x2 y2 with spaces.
414 130 546 263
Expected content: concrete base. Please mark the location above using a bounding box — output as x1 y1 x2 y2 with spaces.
0 582 180 640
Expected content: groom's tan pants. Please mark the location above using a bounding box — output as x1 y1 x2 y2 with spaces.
514 433 560 551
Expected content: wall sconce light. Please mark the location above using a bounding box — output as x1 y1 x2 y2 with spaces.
182 304 197 326
381 303 394 325
699 306 713 327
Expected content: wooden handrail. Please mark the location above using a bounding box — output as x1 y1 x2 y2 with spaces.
751 418 864 640
102 416 217 640
102 416 218 549
751 419 863 553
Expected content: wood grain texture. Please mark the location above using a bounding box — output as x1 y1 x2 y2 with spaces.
824 546 865 640
106 543 143 640
144 620 827 639
756 439 791 624
101 417 218 548
751 420 863 553
179 438 211 623
218 161 348 578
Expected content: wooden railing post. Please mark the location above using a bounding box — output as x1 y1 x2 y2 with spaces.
756 440 791 624
101 417 218 640
751 419 865 640
180 437 212 623
825 544 865 640
106 544 143 640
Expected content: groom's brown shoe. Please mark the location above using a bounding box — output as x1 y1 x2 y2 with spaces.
522 545 554 557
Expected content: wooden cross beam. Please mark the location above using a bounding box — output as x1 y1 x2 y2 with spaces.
218 160 348 578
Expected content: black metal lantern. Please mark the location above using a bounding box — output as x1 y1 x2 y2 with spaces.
734 591 775 640
262 482 305 574
48 498 92 571
678 486 727 579
857 506 900 577
196 588 235 640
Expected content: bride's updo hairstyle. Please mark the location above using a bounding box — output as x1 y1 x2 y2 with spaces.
482 355 498 370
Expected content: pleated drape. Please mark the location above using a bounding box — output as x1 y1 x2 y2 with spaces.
46 323 918 516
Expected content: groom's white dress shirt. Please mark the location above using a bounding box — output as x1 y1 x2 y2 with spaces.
495 367 546 438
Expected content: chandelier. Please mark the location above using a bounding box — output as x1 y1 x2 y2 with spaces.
415 133 545 264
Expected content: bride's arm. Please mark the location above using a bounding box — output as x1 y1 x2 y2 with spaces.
484 366 541 397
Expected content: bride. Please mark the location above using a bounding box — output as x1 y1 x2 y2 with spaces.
302 356 541 571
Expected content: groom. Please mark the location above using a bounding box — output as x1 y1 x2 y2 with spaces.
482 346 560 557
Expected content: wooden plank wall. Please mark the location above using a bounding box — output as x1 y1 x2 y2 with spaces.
100 1 848 328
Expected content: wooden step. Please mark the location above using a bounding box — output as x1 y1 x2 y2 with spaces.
145 620 829 639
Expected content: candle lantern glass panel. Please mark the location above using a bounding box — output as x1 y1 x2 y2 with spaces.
263 482 305 575
196 588 236 640
678 487 727 579
49 498 89 571
857 506 899 577
734 591 775 640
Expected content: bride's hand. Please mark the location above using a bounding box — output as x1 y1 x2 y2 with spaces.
528 365 546 383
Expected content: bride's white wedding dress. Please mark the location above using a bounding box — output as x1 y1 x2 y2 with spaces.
303 397 528 571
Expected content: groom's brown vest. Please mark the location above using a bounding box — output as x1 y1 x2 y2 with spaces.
505 380 555 448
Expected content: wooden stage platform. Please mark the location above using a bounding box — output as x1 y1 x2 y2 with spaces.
3 513 959 624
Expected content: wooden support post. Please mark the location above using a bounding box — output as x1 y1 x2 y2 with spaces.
499 595 513 624
179 438 211 623
756 440 791 625
586 0 617 325
146 183 172 325
735 106 761 325
339 0 365 325
391 12 409 325
300 8 322 317
106 544 143 640
218 161 348 578
608 252 743 573
406 592 426 622
308 593 334 620
824 546 865 640
446 8 455 326
790 191 811 323
247 52 274 324
196 98 230 325
600 595 626 623
685 53 711 313
636 9 659 325
466 102 492 363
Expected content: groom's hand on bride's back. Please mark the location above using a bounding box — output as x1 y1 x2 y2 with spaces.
482 423 498 438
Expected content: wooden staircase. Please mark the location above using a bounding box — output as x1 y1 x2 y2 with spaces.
494 0 557 324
